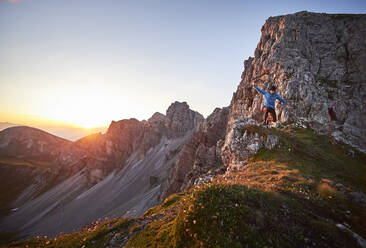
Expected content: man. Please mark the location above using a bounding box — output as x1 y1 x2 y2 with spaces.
254 85 291 125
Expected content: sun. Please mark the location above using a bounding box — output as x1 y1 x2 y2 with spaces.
37 86 156 129
41 91 115 129
76 120 101 129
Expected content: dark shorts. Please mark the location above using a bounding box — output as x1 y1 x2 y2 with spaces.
263 107 276 122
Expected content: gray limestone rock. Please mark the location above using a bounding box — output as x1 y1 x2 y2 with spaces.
221 117 278 166
228 11 366 153
265 135 279 149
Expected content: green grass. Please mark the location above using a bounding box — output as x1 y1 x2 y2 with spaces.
126 193 184 247
9 218 131 248
250 127 366 191
144 193 183 216
0 156 53 168
173 184 357 248
127 182 358 248
0 156 60 227
126 218 177 247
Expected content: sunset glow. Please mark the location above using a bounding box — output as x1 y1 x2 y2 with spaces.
41 91 120 129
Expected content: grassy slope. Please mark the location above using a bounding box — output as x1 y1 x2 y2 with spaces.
0 157 55 245
0 156 54 213
0 157 53 168
6 218 131 248
7 127 366 248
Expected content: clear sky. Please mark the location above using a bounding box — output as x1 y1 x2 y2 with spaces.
1 0 365 130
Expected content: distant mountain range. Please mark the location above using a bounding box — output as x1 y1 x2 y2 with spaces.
0 122 17 131
0 122 107 141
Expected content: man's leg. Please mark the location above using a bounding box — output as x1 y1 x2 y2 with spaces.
263 107 268 124
269 108 277 122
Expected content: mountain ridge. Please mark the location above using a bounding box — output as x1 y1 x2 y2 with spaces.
0 101 217 238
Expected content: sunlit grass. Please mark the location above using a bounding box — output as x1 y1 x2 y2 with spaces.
9 218 131 248
0 156 53 168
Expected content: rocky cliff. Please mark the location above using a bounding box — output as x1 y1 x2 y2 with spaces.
221 12 366 169
161 106 229 199
227 11 366 156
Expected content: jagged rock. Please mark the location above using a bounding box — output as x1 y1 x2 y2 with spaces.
104 118 146 162
141 112 169 152
161 107 229 199
166 101 204 138
149 176 159 186
221 117 278 166
265 135 279 149
228 11 366 153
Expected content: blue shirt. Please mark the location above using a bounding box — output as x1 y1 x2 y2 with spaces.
254 85 288 109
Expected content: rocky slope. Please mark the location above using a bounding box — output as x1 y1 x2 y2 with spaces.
0 101 210 238
162 106 229 200
0 126 87 221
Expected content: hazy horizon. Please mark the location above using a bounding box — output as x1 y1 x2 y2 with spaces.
1 0 365 138
0 121 108 141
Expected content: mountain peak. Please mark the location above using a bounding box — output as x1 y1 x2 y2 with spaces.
166 101 204 138
0 125 71 162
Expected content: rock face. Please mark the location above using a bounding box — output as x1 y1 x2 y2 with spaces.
166 101 204 138
228 11 366 153
221 116 279 169
161 107 229 199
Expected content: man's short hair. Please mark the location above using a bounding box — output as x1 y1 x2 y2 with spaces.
270 85 277 91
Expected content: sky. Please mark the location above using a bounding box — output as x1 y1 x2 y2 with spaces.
1 0 365 137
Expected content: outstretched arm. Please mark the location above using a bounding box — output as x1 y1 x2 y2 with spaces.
254 85 265 95
276 94 288 105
